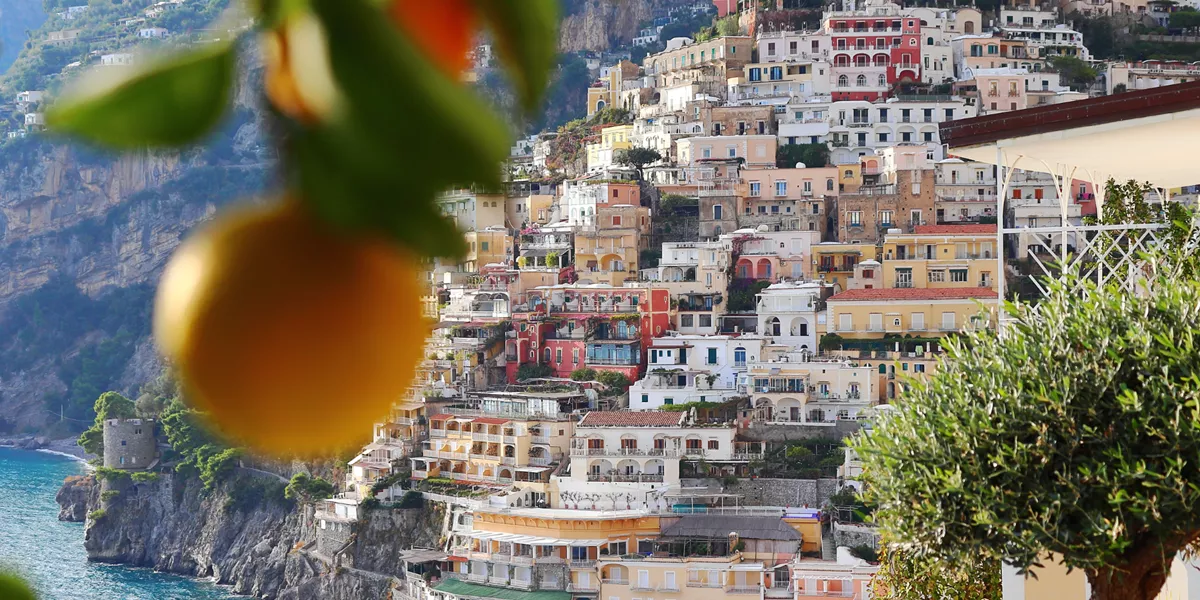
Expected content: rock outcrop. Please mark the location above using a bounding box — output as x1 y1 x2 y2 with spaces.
558 0 657 52
55 474 95 522
64 471 443 599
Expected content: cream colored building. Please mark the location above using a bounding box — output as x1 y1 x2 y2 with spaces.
827 287 997 339
1004 554 1200 599
746 354 875 422
598 555 766 600
677 135 778 169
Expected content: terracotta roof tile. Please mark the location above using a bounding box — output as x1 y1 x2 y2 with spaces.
578 411 685 428
472 417 511 425
911 224 997 235
429 413 454 421
828 288 999 302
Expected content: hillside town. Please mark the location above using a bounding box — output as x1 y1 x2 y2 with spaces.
80 0 1200 598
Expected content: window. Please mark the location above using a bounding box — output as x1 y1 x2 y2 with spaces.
680 314 694 327
838 74 848 87
612 215 622 226
879 210 893 226
775 181 787 196
480 241 489 251
641 394 648 403
923 131 934 142
941 312 956 330
555 348 562 363
826 179 834 191
848 211 862 226
878 74 887 87
702 148 711 158
707 439 719 450
878 132 888 142
699 314 712 327
706 348 718 365
749 181 760 196
945 108 954 120
895 268 913 288
728 147 737 158
856 74 867 87
713 205 723 220
573 348 580 363
950 269 968 282
734 347 746 366
928 270 945 282
838 313 853 332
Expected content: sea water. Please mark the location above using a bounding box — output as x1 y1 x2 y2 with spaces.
0 447 237 599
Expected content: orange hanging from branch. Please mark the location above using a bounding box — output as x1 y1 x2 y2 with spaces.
388 0 477 76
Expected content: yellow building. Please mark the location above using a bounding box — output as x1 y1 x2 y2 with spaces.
463 229 513 272
826 287 999 340
586 124 635 172
346 399 427 500
445 507 661 595
414 412 571 489
598 556 766 600
439 189 507 231
587 61 640 116
812 243 879 291
575 204 651 286
881 224 998 290
1005 553 1200 599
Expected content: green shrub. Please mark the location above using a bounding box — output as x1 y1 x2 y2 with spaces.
284 473 336 503
93 466 131 483
130 471 159 483
516 363 553 381
569 368 597 381
849 545 879 563
225 477 289 512
87 509 107 521
100 489 120 501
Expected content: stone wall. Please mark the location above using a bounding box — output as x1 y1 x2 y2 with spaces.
681 477 842 508
736 421 863 443
831 521 880 550
102 418 157 469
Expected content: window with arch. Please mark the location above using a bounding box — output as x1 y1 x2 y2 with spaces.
826 179 834 191
838 74 849 87
734 347 747 366
878 74 887 86
874 54 888 66
927 37 934 45
856 74 867 87
596 100 605 111
769 317 782 336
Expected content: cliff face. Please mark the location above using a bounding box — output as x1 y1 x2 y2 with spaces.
558 0 658 52
66 471 442 600
0 0 46 73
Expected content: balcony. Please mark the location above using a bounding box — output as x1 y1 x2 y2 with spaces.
493 553 511 564
631 584 658 592
567 583 599 593
430 429 447 438
501 457 516 466
489 576 510 586
530 456 552 467
510 580 534 590
511 555 535 567
727 587 762 595
502 435 518 444
586 356 639 366
570 560 597 569
603 579 630 586
466 573 488 584
531 435 550 445
688 581 724 588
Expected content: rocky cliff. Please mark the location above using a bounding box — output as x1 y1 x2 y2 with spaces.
559 0 658 52
0 0 46 73
62 470 443 600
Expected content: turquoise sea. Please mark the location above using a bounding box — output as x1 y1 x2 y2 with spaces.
0 447 238 599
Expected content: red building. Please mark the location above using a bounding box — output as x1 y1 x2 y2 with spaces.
506 285 672 383
826 4 921 101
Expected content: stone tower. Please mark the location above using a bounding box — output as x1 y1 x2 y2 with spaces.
102 418 158 469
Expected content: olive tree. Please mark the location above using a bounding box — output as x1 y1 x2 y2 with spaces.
870 548 1000 600
855 269 1200 600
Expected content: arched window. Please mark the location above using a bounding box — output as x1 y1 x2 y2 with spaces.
878 74 887 87
878 363 887 374
856 74 867 87
855 54 868 66
769 317 782 336
826 179 834 191
617 320 629 338
964 21 975 34
596 100 606 112
874 54 888 66
838 75 849 87
927 37 934 45
734 347 746 365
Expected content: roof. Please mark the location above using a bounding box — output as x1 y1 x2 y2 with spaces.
434 579 571 600
472 417 511 425
910 224 996 235
429 413 454 421
659 516 803 541
578 411 686 428
940 80 1200 189
828 288 999 302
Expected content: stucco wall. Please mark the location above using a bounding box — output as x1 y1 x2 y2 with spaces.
736 421 863 443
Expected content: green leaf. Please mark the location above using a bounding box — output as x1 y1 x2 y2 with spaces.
472 0 560 111
0 573 37 600
47 42 236 148
310 0 509 189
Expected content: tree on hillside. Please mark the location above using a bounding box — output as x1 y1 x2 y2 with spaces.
776 143 829 169
1170 7 1200 30
1048 55 1098 92
77 391 137 456
870 549 1001 600
284 473 335 503
855 262 1200 600
615 147 661 179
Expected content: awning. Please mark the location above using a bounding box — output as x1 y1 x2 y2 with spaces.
515 466 550 473
464 531 609 546
434 578 572 600
473 417 511 425
941 81 1200 189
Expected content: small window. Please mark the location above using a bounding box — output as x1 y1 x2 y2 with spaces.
707 440 720 450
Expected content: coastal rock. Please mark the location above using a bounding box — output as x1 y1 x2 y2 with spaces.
62 470 442 599
55 474 95 522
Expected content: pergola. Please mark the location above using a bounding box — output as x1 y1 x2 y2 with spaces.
939 81 1200 302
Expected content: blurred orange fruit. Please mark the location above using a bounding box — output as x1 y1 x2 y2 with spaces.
154 200 426 457
388 0 476 76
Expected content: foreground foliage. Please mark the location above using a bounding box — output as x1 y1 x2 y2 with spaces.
855 267 1200 599
870 548 1000 600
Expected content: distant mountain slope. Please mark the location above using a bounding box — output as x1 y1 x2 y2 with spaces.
0 0 47 73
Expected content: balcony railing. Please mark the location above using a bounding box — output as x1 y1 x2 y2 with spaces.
530 457 552 467
586 357 639 366
531 435 550 445
603 579 630 586
688 581 723 588
727 587 762 595
511 555 535 566
567 583 599 593
570 560 596 569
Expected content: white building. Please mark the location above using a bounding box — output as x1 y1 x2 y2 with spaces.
101 53 135 66
778 97 833 146
628 333 768 410
826 96 976 164
559 411 753 510
755 281 829 352
757 30 832 64
138 27 169 39
55 5 89 20
934 158 997 225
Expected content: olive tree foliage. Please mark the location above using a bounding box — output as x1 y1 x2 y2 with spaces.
854 257 1200 600
870 548 1000 600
